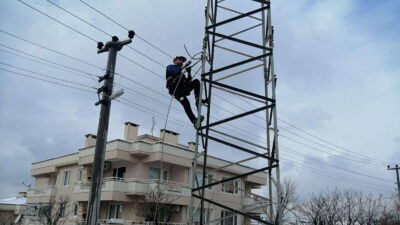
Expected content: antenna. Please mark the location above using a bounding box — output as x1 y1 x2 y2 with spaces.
151 116 156 136
22 182 32 190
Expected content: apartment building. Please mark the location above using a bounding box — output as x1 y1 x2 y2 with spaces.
25 122 267 225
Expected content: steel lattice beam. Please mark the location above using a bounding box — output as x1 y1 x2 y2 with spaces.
189 0 281 224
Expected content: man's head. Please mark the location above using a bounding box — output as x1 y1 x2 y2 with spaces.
173 56 187 66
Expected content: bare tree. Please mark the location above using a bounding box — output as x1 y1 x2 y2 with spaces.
342 189 363 225
0 213 14 225
299 193 328 225
136 183 180 224
322 188 342 225
38 196 71 225
262 177 300 224
298 188 400 225
376 199 399 225
277 178 300 223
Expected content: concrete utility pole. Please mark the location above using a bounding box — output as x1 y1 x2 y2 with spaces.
86 31 134 225
387 164 400 204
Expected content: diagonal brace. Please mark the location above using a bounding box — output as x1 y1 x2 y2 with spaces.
204 79 275 103
199 134 278 162
202 53 271 76
199 105 271 129
193 164 278 191
206 5 269 30
208 31 272 51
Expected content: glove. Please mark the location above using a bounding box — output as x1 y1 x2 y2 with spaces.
185 66 192 74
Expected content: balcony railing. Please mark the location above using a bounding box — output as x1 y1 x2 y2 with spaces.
27 185 57 198
75 177 190 197
97 219 187 225
243 193 268 214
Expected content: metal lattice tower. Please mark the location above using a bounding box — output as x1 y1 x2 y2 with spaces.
189 0 281 224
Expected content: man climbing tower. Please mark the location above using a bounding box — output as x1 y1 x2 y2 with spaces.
166 56 206 126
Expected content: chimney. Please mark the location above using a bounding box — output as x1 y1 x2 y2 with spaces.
188 142 196 151
17 192 27 198
124 122 139 141
85 134 97 147
160 129 179 145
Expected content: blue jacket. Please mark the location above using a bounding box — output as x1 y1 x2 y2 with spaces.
166 64 182 80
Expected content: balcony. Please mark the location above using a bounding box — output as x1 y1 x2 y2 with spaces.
243 194 266 214
27 186 57 203
96 219 187 225
74 177 190 201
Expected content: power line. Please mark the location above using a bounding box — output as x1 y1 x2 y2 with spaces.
279 126 387 165
17 0 98 43
46 0 113 37
2 63 388 194
118 53 164 79
280 145 393 183
280 134 384 166
8 1 394 199
2 43 390 192
0 28 164 96
43 1 166 68
118 97 192 131
0 39 168 101
79 0 174 59
118 92 384 189
0 62 97 90
126 45 166 68
0 29 103 70
278 119 393 164
116 100 195 142
0 44 98 79
217 129 392 193
220 91 393 165
0 67 95 93
79 0 130 31
213 126 393 188
0 47 96 81
117 82 270 144
40 0 391 168
5 40 382 169
1 31 387 168
2 62 387 193
281 158 392 193
212 91 388 166
2 6 390 168
0 43 258 142
280 156 392 192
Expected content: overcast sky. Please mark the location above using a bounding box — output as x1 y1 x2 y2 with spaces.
0 0 399 201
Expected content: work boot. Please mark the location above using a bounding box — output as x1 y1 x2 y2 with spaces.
192 115 205 128
195 97 209 109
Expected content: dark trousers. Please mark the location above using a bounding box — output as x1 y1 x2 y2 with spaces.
175 79 200 122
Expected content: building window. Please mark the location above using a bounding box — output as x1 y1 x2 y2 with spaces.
77 169 83 182
73 202 78 216
63 171 70 186
196 172 213 190
221 211 237 225
108 204 122 219
194 209 210 225
221 177 239 194
112 167 126 180
149 167 168 181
